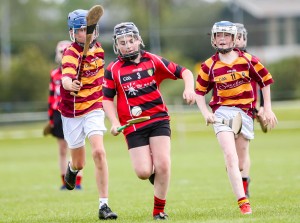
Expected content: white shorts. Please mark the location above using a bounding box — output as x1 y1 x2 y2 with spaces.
61 110 107 149
213 106 254 140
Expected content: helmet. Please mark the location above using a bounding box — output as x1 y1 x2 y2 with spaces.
113 22 144 61
67 9 88 30
55 40 72 64
235 23 247 51
67 9 99 45
211 21 237 54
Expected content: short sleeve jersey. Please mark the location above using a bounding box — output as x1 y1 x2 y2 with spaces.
103 50 186 135
195 49 274 118
59 42 105 117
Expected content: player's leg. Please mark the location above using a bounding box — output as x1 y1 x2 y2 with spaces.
217 131 244 198
52 110 70 189
57 138 68 189
89 134 109 197
216 131 251 214
149 135 170 220
236 135 251 197
129 145 154 180
61 115 86 190
85 110 117 220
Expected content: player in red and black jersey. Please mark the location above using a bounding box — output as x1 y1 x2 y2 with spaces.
195 21 277 215
45 40 82 190
102 22 195 220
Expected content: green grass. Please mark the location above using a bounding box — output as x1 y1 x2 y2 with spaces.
0 104 299 223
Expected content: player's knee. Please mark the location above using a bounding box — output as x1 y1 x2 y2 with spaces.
92 148 106 160
136 169 152 180
72 161 85 170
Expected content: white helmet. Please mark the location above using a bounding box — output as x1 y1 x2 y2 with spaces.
211 21 237 54
55 40 72 64
235 23 248 50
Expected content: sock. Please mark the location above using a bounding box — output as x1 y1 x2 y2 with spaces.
99 198 108 209
242 177 250 194
61 175 65 185
69 163 78 173
76 175 82 186
153 196 166 216
238 197 249 207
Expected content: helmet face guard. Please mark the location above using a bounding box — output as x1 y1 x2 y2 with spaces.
235 23 248 51
67 9 99 43
211 21 237 54
113 22 144 61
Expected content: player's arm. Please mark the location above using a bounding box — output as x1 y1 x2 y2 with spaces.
181 69 196 105
195 62 215 124
257 89 264 117
61 76 81 92
102 67 121 136
102 100 121 136
261 85 278 129
195 94 215 124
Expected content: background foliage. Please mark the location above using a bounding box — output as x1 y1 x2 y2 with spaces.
0 0 300 111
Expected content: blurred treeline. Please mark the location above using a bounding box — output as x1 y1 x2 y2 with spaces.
0 0 299 112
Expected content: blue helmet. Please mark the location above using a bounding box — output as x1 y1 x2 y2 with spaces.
67 9 88 30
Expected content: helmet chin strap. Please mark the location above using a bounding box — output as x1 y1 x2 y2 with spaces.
119 51 140 61
217 47 234 54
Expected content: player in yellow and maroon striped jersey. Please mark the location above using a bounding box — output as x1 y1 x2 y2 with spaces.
46 40 82 190
59 9 117 220
235 23 269 199
195 21 278 215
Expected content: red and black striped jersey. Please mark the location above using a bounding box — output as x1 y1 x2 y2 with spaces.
59 42 105 117
195 49 274 118
103 50 186 135
48 67 62 125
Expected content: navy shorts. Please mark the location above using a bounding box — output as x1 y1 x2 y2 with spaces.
125 120 171 149
52 110 64 139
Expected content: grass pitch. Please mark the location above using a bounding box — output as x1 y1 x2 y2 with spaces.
0 104 299 223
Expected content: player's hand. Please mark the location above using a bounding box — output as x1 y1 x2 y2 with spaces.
71 79 82 92
257 107 264 117
262 109 278 130
43 123 53 136
204 112 215 126
110 125 121 136
183 89 196 105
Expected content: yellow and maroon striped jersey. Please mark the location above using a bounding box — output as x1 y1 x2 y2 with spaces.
195 49 274 117
59 42 105 117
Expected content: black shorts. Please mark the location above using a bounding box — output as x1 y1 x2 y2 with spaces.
125 120 171 149
51 110 64 139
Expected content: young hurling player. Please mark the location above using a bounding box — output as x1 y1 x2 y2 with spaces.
102 22 195 220
195 21 277 215
45 40 82 190
59 9 117 220
235 23 268 198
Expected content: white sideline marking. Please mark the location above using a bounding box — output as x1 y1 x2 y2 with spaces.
0 121 299 140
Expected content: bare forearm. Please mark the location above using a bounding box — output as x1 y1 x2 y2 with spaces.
261 85 272 111
102 100 120 125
